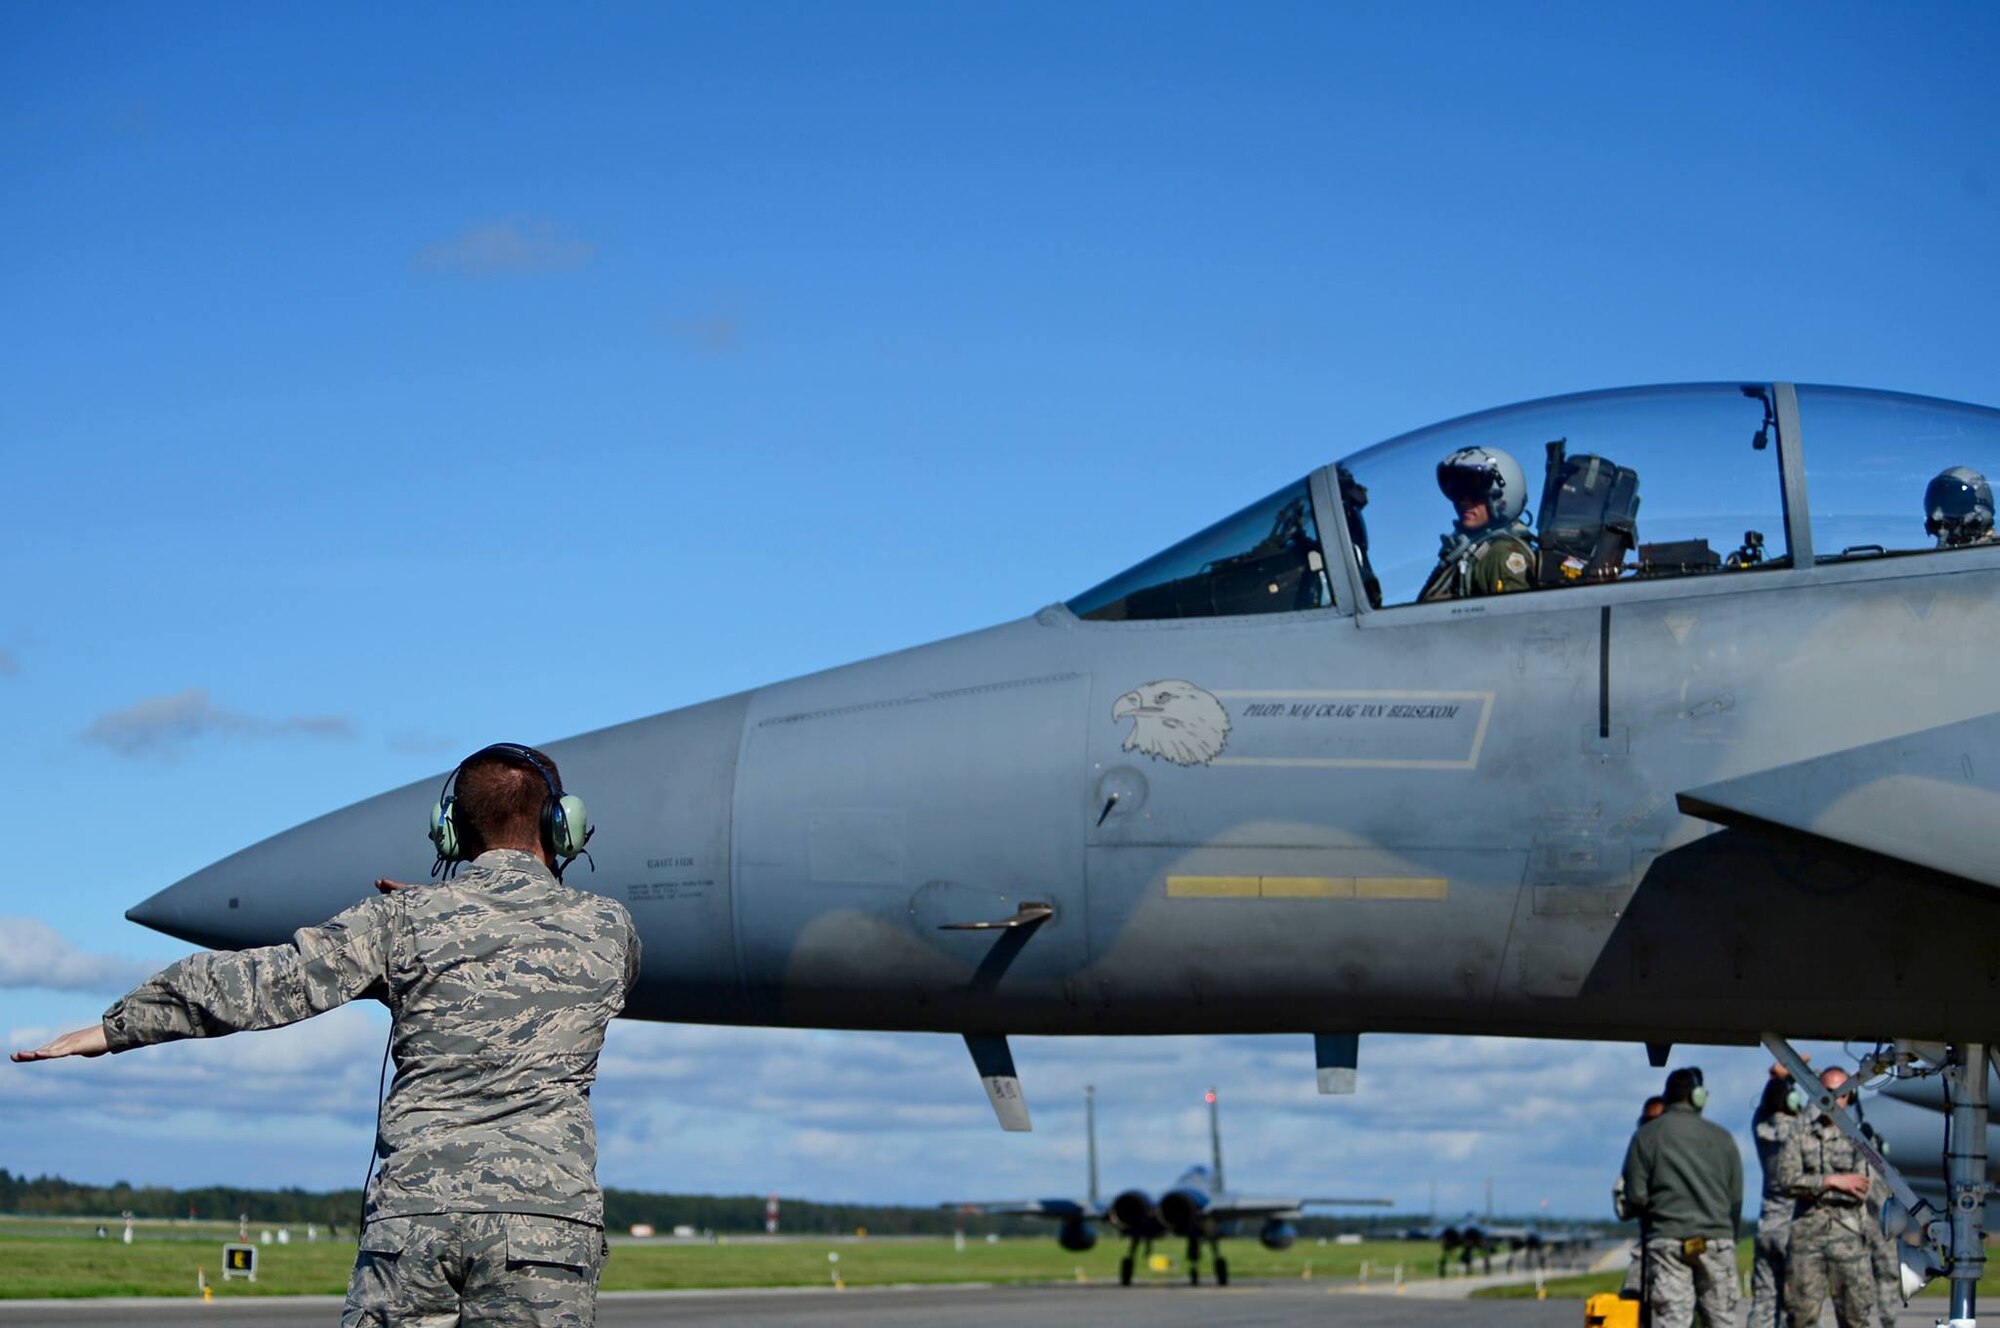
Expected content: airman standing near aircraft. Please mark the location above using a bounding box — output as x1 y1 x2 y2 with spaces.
11 744 638 1328
1777 1068 1876 1328
1750 1062 1806 1328
1418 444 1538 602
1853 1105 1902 1328
1614 1095 1667 1301
1620 1067 1742 1328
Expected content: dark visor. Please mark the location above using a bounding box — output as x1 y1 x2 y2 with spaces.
1925 475 1981 519
1437 463 1492 505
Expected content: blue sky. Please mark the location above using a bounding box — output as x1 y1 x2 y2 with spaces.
3 3 1995 1215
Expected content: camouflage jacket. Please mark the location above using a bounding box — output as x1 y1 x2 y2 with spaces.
1776 1116 1870 1242
1419 528 1537 602
102 850 640 1226
1752 1101 1804 1201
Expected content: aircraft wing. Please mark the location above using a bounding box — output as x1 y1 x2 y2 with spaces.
945 1198 1099 1220
1203 1194 1392 1221
1676 712 2000 889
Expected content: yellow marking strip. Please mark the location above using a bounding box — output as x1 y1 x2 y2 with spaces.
1166 876 1449 900
1258 876 1352 898
1354 876 1448 900
1165 876 1261 898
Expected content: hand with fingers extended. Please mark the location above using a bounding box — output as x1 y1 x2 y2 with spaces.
12 1023 110 1063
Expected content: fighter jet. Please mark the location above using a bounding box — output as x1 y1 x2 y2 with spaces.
952 1086 1389 1286
126 381 2000 1317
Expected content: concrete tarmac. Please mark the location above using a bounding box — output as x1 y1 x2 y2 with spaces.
0 1285 1967 1326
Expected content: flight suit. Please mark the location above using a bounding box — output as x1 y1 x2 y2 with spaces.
1777 1117 1877 1328
1749 1100 1803 1328
101 849 640 1328
1418 527 1537 602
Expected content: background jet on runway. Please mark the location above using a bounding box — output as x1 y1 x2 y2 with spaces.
952 1087 1388 1286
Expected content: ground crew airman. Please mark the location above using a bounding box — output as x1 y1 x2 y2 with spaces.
1856 1106 1902 1328
1620 1067 1742 1328
1750 1062 1806 1328
1418 445 1538 601
12 744 640 1328
1777 1068 1877 1328
1615 1095 1666 1300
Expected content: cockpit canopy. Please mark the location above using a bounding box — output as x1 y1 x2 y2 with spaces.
1066 480 1335 621
1067 383 2000 622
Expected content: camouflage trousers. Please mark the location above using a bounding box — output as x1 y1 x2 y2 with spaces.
1786 1225 1875 1328
1865 1203 1901 1328
1641 1234 1739 1328
342 1212 606 1327
1749 1195 1795 1328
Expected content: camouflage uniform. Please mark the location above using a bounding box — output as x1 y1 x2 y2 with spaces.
1749 1099 1804 1328
1777 1116 1877 1328
101 849 640 1327
1860 1129 1901 1328
1418 526 1537 602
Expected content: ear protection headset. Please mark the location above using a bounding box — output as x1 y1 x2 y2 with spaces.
428 743 592 875
1688 1066 1707 1111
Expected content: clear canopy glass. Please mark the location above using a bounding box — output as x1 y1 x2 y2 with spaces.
1067 480 1333 621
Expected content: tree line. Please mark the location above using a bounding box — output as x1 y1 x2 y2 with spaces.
0 1169 982 1235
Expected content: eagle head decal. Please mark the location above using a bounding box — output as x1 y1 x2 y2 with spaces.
1112 680 1230 766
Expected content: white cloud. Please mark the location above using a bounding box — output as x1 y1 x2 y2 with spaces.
0 918 165 993
4 1003 390 1127
0 950 1869 1221
81 687 353 759
416 217 595 277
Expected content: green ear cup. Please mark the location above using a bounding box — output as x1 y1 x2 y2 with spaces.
1786 1087 1805 1112
429 797 461 861
1691 1084 1708 1110
550 793 592 859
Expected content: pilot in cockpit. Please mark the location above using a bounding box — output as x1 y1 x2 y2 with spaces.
1924 466 1996 549
1419 445 1538 602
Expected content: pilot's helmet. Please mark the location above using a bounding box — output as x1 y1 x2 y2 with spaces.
1924 466 1995 546
1437 446 1529 530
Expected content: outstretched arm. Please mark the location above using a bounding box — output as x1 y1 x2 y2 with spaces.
11 1023 110 1062
64 894 399 1056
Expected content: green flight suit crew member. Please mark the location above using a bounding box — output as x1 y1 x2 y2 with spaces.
1749 1064 1807 1328
1778 1068 1878 1328
12 744 640 1328
1620 1066 1743 1328
1419 444 1537 602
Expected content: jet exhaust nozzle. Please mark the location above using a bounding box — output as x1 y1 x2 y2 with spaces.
1110 1190 1159 1238
1057 1218 1097 1252
1157 1188 1208 1237
1259 1218 1298 1251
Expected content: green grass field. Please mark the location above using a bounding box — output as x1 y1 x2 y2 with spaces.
0 1218 1440 1300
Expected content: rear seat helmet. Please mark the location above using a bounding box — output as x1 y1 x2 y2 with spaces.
1924 466 1994 546
1437 446 1528 531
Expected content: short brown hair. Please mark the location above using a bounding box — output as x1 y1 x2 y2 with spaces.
455 746 560 855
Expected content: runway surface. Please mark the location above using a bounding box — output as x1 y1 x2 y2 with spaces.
0 1285 1965 1327
0 1284 1567 1327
